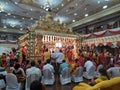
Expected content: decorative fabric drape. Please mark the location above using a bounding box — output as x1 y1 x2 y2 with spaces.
93 31 107 37
108 28 120 34
0 40 6 43
7 40 18 43
84 28 120 39
0 40 17 43
84 34 92 39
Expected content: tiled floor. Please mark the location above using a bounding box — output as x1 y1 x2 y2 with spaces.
45 75 87 90
46 83 76 90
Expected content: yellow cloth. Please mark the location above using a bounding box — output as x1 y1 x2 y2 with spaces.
95 76 108 84
70 63 76 74
44 51 51 62
74 52 79 59
73 83 91 90
73 77 120 90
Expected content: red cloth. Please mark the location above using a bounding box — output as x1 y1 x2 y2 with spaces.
78 56 84 67
9 54 14 60
98 53 104 64
22 47 26 55
67 50 73 62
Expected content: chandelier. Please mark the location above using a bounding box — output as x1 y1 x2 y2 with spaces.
44 0 52 11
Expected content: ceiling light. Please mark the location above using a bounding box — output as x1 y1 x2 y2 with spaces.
61 4 64 7
30 8 33 11
11 24 15 27
3 26 7 28
85 14 88 17
72 20 75 22
41 6 43 8
20 28 23 31
75 3 78 6
7 13 11 15
103 5 108 9
15 2 18 4
30 18 33 20
74 13 77 16
85 8 87 11
66 9 68 12
105 0 109 1
13 16 16 18
97 1 100 4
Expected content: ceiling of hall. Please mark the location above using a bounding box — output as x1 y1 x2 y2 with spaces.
0 0 120 32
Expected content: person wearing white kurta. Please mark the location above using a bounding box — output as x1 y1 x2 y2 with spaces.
84 60 95 72
43 59 54 73
26 61 42 90
5 66 20 90
107 65 120 78
26 61 42 78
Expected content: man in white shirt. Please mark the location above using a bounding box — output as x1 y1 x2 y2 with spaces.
51 51 57 66
26 60 42 79
84 58 95 72
107 64 120 78
55 49 64 74
83 58 96 79
26 60 42 90
43 59 54 73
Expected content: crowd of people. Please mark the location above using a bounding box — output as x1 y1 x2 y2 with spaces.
0 46 120 90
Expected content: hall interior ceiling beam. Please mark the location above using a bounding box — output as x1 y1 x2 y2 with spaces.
67 4 120 29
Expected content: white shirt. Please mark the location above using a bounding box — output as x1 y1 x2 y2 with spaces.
107 67 120 78
84 61 94 72
6 73 19 89
43 63 54 73
56 52 64 63
51 52 57 63
26 66 42 77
